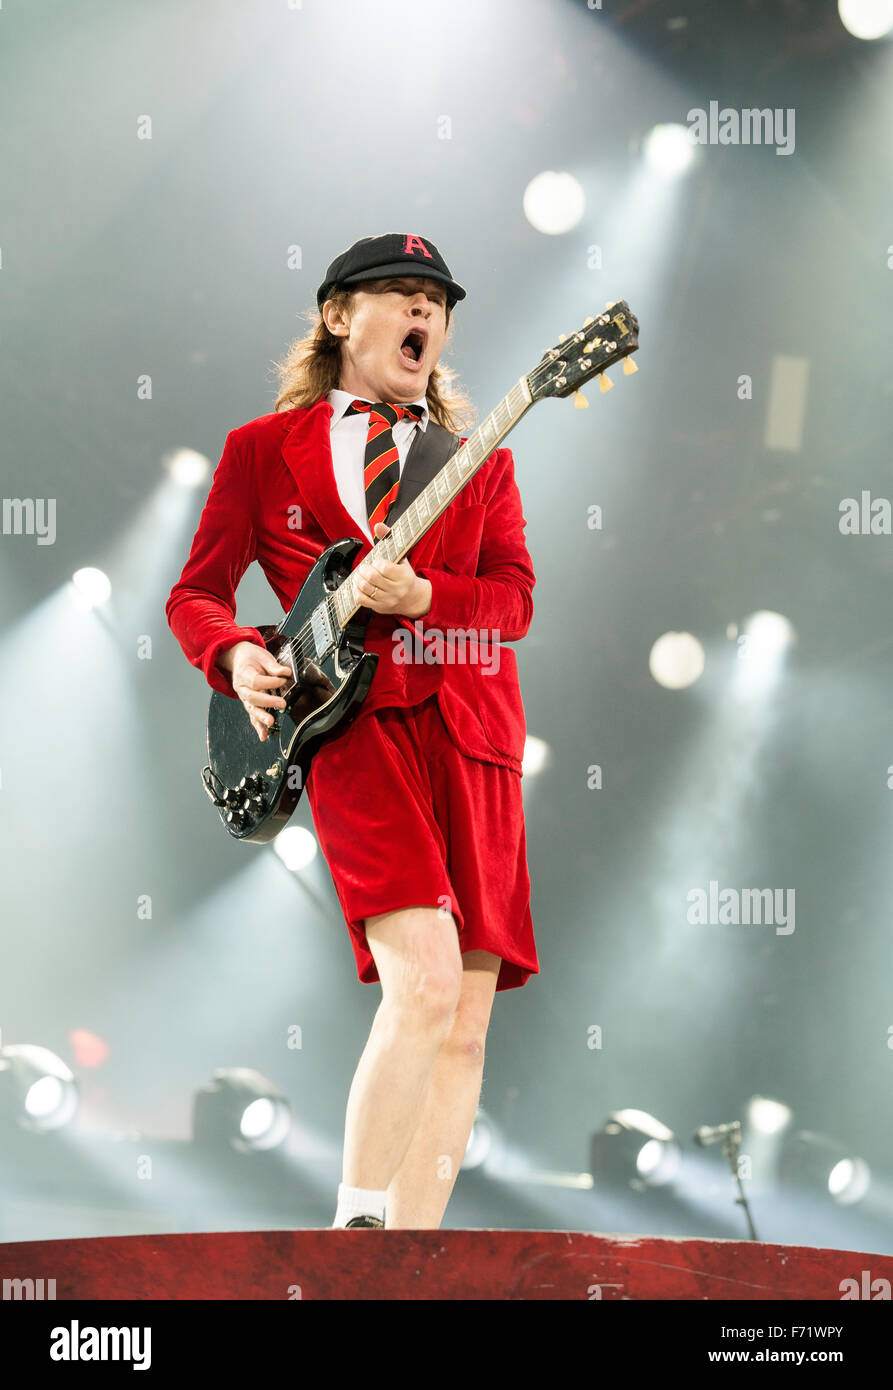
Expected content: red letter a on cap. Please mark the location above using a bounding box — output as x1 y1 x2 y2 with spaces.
403 235 432 258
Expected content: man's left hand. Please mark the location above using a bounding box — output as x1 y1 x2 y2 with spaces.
353 522 432 619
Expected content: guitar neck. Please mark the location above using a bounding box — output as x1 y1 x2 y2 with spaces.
332 375 534 627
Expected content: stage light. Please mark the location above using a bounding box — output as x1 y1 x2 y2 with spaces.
522 171 585 235
838 0 893 40
192 1068 292 1153
164 447 211 488
734 609 796 697
522 734 550 776
648 631 705 690
273 826 318 871
590 1109 681 1189
68 1028 110 1068
644 123 697 177
70 567 111 611
779 1131 871 1206
746 1096 793 1136
828 1158 872 1203
239 1098 278 1142
0 1044 79 1132
462 1108 497 1171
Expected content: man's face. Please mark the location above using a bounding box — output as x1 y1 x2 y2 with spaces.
324 276 449 403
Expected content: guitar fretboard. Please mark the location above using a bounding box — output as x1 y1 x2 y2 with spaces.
332 376 533 627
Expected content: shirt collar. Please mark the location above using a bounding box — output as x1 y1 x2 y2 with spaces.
327 388 429 431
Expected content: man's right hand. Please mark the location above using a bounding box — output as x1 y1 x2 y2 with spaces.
217 641 293 743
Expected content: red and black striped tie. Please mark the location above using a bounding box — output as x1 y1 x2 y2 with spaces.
344 400 423 530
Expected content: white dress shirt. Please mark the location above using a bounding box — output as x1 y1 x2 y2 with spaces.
327 388 429 542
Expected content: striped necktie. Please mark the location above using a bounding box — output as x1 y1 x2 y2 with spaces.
343 400 424 529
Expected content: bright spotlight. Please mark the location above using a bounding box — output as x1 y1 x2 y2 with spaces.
780 1131 871 1206
274 826 318 871
649 631 705 689
838 0 893 40
462 1108 499 1171
71 567 112 610
165 447 211 487
828 1157 872 1204
591 1109 681 1189
239 1097 278 1142
522 171 585 235
746 1096 793 1136
644 123 697 176
522 735 550 777
746 610 795 652
25 1075 66 1119
735 610 795 696
193 1068 292 1153
0 1044 79 1132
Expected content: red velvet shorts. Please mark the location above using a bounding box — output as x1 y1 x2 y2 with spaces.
304 693 539 992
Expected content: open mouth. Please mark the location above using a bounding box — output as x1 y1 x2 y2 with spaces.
399 329 426 366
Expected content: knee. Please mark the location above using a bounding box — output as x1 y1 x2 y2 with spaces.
441 1014 487 1067
376 910 463 1032
410 966 464 1031
386 970 461 1041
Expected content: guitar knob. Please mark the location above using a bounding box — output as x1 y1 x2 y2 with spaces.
222 787 241 807
226 808 247 831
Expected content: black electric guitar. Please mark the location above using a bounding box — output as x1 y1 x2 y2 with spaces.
202 301 640 842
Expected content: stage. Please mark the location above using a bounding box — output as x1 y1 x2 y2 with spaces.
3 1230 891 1300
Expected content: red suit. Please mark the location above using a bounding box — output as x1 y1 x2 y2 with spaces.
165 398 540 990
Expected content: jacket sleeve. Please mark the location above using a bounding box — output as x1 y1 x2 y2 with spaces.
165 428 267 697
399 447 535 641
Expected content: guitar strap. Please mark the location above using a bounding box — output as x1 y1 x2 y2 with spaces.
385 418 461 527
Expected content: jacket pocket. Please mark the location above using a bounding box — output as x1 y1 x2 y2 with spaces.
476 647 527 762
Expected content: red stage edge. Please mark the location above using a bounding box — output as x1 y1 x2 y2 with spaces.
2 1231 891 1300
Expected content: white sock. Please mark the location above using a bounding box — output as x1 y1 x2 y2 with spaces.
332 1182 388 1228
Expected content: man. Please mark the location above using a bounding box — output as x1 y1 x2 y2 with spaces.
166 233 539 1230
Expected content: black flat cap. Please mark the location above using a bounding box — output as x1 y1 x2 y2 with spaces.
317 233 466 311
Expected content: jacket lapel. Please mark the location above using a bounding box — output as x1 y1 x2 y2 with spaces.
280 399 370 547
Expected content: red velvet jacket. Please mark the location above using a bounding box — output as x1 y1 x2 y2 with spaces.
165 399 536 773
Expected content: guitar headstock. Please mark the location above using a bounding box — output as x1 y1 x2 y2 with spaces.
527 300 640 404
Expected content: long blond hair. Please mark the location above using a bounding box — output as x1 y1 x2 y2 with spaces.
271 286 476 433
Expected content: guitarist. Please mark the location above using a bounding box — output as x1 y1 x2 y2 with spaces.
165 233 539 1230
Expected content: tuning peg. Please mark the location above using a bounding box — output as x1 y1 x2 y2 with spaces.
584 338 601 353
573 389 588 409
559 333 567 343
583 316 595 327
599 373 613 392
605 300 617 310
623 357 638 375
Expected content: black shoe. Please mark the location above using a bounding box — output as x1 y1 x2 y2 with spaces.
344 1215 384 1228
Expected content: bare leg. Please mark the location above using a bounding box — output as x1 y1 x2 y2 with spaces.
385 950 501 1229
341 906 463 1191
